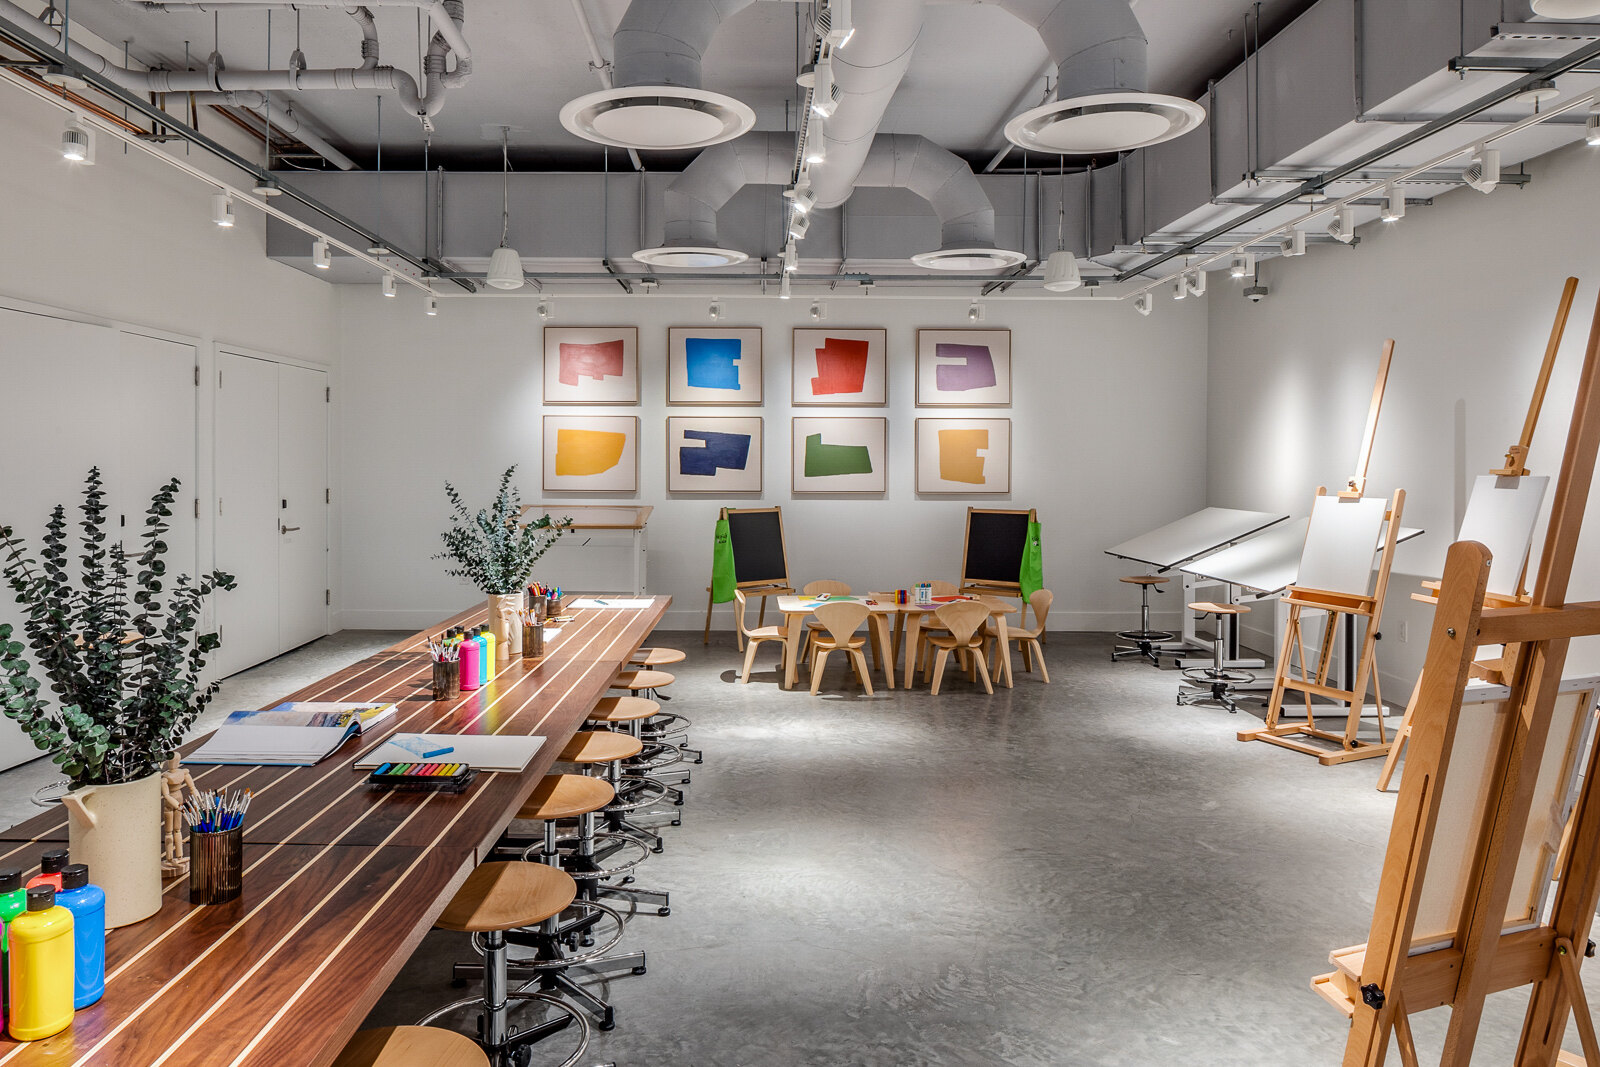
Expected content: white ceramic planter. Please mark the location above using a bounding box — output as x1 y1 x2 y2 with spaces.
487 593 521 660
60 771 163 928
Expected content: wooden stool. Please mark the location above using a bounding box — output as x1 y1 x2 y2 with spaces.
628 647 685 668
587 697 689 841
1113 576 1173 666
1177 602 1256 713
586 696 660 724
419 863 594 1065
558 731 672 911
333 1026 489 1067
610 669 674 695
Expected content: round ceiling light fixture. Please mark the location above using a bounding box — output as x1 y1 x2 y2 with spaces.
909 247 1029 272
560 87 756 150
633 246 750 269
1530 0 1600 17
1004 92 1205 154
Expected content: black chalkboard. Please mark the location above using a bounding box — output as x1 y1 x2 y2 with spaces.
963 509 1031 586
727 508 789 586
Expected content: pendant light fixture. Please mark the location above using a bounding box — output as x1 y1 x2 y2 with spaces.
486 127 526 290
1043 157 1082 292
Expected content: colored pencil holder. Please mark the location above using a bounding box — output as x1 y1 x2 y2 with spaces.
431 659 456 700
527 594 547 620
548 597 563 617
522 621 544 659
189 826 243 905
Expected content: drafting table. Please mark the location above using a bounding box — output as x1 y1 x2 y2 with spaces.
1105 507 1290 662
1183 517 1426 691
522 505 652 595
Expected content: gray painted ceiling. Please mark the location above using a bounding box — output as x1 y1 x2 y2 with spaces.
66 0 1318 168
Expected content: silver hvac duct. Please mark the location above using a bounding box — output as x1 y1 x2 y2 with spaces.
807 0 925 211
996 0 1204 154
560 0 757 150
638 131 1026 271
0 0 469 128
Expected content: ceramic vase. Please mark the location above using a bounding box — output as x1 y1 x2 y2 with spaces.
487 593 521 660
59 771 164 928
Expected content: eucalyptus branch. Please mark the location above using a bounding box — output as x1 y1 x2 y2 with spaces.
434 465 570 595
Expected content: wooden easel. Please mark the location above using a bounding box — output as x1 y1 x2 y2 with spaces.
959 506 1036 627
1237 342 1406 765
1379 278 1580 791
1314 284 1600 1067
703 506 794 648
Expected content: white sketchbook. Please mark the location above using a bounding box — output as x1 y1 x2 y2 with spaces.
354 733 544 773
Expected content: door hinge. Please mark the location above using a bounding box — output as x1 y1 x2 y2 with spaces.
194 365 200 387
218 497 223 515
218 369 222 388
325 386 330 403
194 498 200 519
325 487 331 504
325 589 331 606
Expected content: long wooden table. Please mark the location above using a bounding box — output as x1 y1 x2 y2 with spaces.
0 595 669 1067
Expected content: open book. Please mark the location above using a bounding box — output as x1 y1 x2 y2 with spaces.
185 701 398 766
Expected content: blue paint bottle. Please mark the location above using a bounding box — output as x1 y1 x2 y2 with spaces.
54 864 104 1009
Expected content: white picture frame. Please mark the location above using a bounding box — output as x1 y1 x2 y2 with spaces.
791 327 887 406
666 416 763 493
915 418 1011 494
542 415 639 493
791 417 887 494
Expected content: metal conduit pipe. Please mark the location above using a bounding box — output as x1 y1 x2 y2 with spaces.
996 0 1144 99
807 0 924 210
611 0 754 89
125 0 471 65
179 89 358 169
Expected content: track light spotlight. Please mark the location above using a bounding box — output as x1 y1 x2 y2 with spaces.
381 273 396 298
788 213 811 241
709 300 723 322
820 0 854 48
783 243 799 273
1282 230 1307 257
312 236 332 270
1327 211 1355 244
1463 146 1501 193
805 142 826 165
967 301 983 322
1135 292 1153 317
211 192 235 228
537 300 552 321
784 184 817 215
811 56 839 118
1186 271 1207 297
1587 105 1600 146
252 177 282 197
425 296 438 316
779 273 792 300
1380 183 1406 223
1173 275 1188 300
1230 253 1255 279
60 118 91 163
809 299 825 321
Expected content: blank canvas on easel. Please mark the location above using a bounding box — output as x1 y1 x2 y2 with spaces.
1296 495 1389 595
1456 474 1550 598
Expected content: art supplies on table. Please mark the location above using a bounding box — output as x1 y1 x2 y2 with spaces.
8 885 74 1041
365 762 477 793
568 598 654 610
185 788 250 906
221 701 397 731
186 721 366 766
55 865 103 1009
25 851 67 892
354 733 544 774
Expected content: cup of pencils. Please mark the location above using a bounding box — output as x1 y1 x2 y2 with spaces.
187 788 250 905
520 606 544 660
427 635 459 700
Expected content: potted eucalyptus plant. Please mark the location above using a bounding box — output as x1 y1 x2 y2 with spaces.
435 465 569 661
0 469 234 927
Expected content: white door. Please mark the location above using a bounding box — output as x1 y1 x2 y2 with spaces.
114 332 198 584
276 363 329 652
214 352 281 677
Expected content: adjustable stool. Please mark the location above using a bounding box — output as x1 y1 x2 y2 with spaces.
627 648 685 700
559 732 672 914
333 1026 489 1067
610 670 700 777
420 862 599 1067
1113 576 1173 665
1178 602 1256 712
588 697 682 825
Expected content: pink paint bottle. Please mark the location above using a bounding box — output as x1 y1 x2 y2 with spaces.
458 630 481 691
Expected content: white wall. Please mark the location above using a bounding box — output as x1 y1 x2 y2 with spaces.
1209 139 1600 692
0 76 342 651
336 290 1209 632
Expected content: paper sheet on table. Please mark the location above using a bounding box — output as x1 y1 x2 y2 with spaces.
568 598 654 609
354 733 544 772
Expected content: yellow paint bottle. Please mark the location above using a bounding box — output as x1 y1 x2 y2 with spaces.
8 885 74 1041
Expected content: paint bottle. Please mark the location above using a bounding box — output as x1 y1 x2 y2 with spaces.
7 886 74 1041
0 868 27 1031
25 852 68 892
479 624 496 680
54 865 103 1010
458 630 480 691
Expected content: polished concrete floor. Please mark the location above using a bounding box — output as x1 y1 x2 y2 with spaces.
4 629 1595 1064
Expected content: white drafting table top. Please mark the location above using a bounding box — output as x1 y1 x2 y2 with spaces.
1104 507 1289 570
1182 516 1425 595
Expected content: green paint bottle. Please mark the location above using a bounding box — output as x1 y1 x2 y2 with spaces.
0 868 25 1033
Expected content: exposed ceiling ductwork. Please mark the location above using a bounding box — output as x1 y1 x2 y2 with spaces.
559 0 757 151
997 0 1205 154
634 130 1026 272
0 0 472 129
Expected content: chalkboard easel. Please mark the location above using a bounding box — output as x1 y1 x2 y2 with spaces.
703 506 796 646
960 507 1035 597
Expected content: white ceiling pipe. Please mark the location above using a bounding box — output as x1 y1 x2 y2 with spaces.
568 0 643 171
657 130 796 250
127 0 471 65
998 0 1144 100
808 0 925 211
611 0 755 90
854 133 1010 255
185 90 357 169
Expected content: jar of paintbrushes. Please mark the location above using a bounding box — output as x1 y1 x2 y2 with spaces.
520 604 544 660
427 633 459 700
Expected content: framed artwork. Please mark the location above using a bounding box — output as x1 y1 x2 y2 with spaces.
791 417 887 494
667 326 763 405
915 328 1012 407
916 418 1012 494
541 326 639 404
667 416 762 493
542 415 639 493
791 328 887 406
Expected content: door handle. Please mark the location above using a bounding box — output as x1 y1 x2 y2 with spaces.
281 525 301 534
